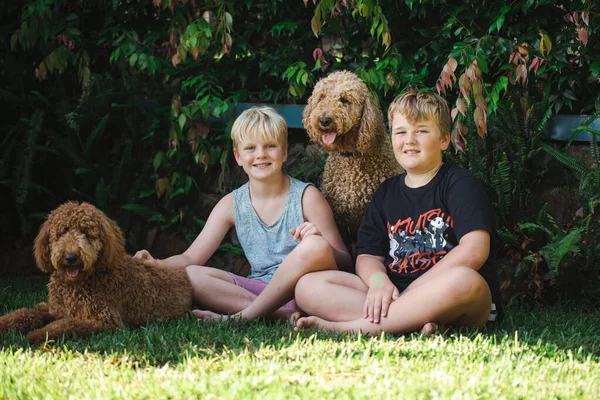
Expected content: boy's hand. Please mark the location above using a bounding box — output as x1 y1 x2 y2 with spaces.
364 272 400 324
133 249 159 267
290 222 321 241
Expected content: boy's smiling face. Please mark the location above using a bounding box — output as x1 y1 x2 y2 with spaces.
233 137 287 180
390 113 450 175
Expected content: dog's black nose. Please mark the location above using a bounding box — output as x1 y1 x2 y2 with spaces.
319 115 332 127
65 253 78 264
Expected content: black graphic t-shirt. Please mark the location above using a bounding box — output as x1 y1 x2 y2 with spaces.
357 163 501 305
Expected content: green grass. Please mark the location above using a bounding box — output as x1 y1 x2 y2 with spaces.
1 277 599 399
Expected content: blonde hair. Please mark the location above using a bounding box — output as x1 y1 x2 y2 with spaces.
230 106 288 150
387 90 451 137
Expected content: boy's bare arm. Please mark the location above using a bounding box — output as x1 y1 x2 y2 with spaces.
134 193 235 268
301 186 353 272
412 229 490 287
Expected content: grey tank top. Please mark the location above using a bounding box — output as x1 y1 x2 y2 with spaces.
232 176 311 283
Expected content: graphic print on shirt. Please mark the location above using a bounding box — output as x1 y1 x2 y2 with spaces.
387 208 454 274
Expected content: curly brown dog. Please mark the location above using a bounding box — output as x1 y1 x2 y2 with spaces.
303 70 402 255
0 201 192 345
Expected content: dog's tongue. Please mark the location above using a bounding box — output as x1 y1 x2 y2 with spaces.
65 267 80 279
322 133 337 145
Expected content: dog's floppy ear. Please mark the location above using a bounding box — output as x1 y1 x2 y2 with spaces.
97 212 126 268
33 218 53 273
356 92 385 153
302 81 321 144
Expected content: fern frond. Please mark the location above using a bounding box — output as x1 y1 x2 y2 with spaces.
541 141 588 175
539 225 585 277
535 106 553 136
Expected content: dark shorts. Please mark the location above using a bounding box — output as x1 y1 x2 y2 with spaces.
229 273 301 312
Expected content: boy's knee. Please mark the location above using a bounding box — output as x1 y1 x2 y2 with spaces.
186 265 211 296
295 272 323 310
445 267 490 303
295 235 333 264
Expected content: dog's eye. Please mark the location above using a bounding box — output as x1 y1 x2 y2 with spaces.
340 96 349 104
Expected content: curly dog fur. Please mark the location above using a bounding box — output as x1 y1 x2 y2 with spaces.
0 202 192 344
303 70 402 249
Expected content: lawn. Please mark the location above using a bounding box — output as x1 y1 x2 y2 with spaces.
1 276 599 399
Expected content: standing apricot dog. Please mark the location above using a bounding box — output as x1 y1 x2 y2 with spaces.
0 202 192 345
303 70 402 255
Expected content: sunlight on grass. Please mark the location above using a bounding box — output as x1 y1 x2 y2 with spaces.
1 277 599 399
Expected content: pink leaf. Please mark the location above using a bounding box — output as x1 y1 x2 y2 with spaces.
195 122 210 138
313 48 323 61
582 11 589 26
573 11 579 24
533 58 544 75
153 0 161 7
578 27 588 47
564 13 574 23
528 57 539 72
456 98 467 116
451 107 459 122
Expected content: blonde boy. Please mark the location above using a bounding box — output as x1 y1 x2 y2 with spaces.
135 107 351 322
295 90 501 334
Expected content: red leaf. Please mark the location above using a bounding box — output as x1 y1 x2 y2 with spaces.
195 122 210 138
564 13 574 23
578 27 588 47
436 82 444 95
528 57 539 72
443 64 456 82
440 70 452 88
573 11 579 24
153 0 161 7
312 48 323 61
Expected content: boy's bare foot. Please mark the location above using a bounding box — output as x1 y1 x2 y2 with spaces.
420 322 441 335
288 311 302 326
192 309 234 322
294 316 337 332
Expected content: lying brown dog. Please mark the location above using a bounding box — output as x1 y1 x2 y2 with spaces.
0 201 192 344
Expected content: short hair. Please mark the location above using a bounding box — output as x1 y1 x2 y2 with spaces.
387 90 451 137
230 106 288 150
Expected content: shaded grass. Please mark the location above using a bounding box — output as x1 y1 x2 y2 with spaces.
1 276 599 399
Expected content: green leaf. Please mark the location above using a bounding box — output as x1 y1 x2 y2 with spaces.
591 62 600 77
178 114 187 130
10 31 19 51
129 53 138 67
169 187 185 199
122 204 162 218
153 152 165 172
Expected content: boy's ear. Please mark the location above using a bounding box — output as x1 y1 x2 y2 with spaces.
441 132 451 151
233 147 242 166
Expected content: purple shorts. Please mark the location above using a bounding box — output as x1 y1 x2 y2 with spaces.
229 273 300 312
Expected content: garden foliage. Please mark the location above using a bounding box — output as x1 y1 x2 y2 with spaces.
1 0 599 303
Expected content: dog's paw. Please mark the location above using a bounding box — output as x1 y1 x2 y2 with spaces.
25 330 52 345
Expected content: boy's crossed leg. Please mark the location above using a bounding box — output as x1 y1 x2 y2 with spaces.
294 266 491 335
188 235 337 323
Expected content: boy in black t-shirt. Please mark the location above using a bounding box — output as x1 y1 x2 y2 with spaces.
294 90 501 335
